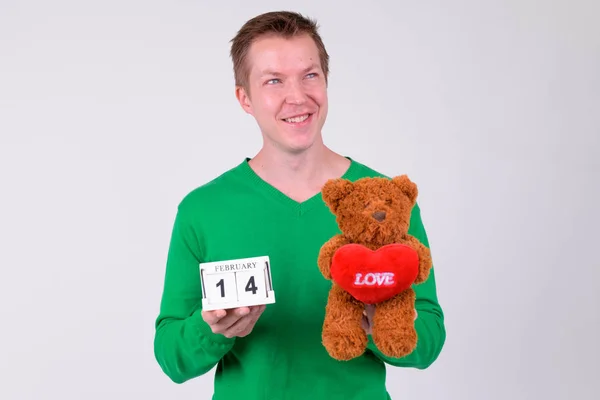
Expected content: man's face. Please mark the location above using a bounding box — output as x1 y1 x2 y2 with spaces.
236 34 328 154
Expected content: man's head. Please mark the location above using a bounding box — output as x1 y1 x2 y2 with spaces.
230 11 330 154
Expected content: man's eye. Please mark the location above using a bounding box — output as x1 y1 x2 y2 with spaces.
266 79 280 84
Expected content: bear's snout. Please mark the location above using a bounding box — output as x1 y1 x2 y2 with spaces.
372 211 386 222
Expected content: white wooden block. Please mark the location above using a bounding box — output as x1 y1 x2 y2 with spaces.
200 255 276 311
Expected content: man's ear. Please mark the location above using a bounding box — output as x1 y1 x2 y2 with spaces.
235 85 253 115
391 175 418 204
321 178 354 212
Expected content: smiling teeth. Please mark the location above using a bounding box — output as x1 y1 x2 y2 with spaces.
284 114 309 123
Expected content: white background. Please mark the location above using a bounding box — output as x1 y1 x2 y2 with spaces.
1 0 598 399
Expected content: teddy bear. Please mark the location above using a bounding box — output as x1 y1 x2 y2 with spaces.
317 174 432 361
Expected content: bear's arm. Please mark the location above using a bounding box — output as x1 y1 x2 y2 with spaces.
404 234 433 284
366 203 445 370
317 234 349 280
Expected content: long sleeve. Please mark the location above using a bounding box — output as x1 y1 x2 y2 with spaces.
366 203 446 369
154 204 235 383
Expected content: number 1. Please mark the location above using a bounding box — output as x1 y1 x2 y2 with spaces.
216 279 225 297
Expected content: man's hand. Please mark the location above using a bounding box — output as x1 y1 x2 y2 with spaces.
361 305 417 335
202 305 266 338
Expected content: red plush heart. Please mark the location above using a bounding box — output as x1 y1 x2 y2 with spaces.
330 243 419 304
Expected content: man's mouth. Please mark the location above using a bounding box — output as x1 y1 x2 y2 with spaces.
282 113 312 123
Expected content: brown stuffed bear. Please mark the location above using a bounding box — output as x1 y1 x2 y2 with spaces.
317 174 432 361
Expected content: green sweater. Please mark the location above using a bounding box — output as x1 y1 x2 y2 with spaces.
154 158 445 399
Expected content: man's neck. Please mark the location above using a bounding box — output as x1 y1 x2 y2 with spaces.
248 142 351 202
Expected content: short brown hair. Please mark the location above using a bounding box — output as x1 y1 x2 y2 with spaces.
230 11 330 91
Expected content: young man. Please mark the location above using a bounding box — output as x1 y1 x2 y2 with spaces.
154 11 445 399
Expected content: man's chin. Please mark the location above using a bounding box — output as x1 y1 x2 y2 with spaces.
262 124 323 154
278 130 319 151
283 141 316 154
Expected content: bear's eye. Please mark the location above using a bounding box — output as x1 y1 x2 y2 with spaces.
364 200 371 208
385 199 392 205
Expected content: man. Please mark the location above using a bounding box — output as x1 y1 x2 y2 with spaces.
154 10 445 399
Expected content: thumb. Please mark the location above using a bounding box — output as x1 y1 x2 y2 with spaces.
202 309 227 325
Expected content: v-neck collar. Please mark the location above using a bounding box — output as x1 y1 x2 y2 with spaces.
239 156 357 216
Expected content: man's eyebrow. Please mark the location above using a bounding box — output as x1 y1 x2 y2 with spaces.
302 63 320 73
260 70 282 77
260 64 320 77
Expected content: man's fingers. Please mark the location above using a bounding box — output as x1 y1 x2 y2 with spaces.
364 304 375 320
201 309 227 325
206 307 254 334
221 305 266 338
203 310 234 330
227 316 255 338
252 304 266 315
212 309 248 331
203 305 266 337
223 313 258 338
361 314 371 334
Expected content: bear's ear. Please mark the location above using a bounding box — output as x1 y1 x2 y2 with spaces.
321 178 354 212
392 174 418 204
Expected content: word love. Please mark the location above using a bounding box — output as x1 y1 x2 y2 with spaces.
330 243 419 304
354 272 395 286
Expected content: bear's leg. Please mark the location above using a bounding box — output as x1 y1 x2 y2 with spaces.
322 284 367 361
371 289 417 358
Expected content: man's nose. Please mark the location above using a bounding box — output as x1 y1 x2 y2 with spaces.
285 81 308 104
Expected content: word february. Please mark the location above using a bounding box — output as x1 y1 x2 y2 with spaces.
353 272 395 286
212 261 257 273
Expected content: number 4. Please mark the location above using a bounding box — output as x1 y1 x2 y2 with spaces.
245 276 258 294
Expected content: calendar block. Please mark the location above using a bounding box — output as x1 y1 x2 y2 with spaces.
200 255 275 311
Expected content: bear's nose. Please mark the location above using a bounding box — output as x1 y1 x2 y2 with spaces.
372 211 386 222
